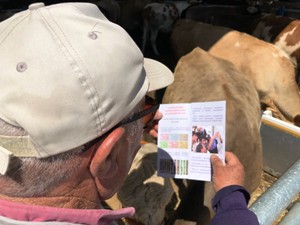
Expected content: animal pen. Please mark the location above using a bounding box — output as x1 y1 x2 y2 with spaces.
250 111 300 225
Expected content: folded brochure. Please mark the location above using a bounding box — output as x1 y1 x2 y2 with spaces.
157 101 226 181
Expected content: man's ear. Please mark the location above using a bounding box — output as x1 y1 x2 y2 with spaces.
89 127 125 178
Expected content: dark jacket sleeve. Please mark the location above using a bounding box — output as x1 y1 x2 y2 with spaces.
210 185 260 225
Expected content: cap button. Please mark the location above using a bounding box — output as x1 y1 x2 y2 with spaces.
29 2 45 10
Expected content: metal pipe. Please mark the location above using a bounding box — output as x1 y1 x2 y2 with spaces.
250 158 300 225
278 202 300 225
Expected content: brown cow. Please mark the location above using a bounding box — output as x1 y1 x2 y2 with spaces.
163 47 262 224
171 19 300 126
275 19 300 73
252 14 300 83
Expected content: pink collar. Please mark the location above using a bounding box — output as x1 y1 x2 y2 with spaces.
0 198 135 225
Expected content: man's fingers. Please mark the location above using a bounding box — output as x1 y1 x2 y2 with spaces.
210 154 223 168
154 111 163 120
225 152 240 165
149 129 158 138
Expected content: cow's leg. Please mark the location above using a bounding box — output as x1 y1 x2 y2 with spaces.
150 28 160 55
142 20 149 53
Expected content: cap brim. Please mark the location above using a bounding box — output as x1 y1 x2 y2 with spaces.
144 58 174 92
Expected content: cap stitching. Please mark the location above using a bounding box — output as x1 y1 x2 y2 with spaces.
0 11 30 46
38 6 104 135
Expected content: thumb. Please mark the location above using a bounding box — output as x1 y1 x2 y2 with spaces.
210 154 223 169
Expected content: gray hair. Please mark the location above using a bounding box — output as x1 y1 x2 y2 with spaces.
0 119 85 197
0 99 144 197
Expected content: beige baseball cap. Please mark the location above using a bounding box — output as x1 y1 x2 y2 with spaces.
0 2 173 174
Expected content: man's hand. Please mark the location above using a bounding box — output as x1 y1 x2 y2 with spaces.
147 111 163 138
210 152 245 192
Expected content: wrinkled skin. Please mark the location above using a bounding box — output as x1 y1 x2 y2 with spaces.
163 48 262 224
171 19 300 126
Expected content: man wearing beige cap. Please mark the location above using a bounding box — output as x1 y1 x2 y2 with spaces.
0 2 259 225
0 2 173 224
